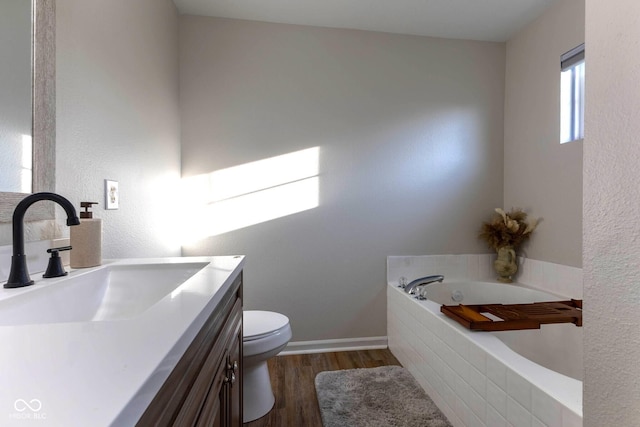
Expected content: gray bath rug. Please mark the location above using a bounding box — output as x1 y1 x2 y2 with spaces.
315 365 452 427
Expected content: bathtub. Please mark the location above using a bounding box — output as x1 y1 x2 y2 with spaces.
387 280 583 427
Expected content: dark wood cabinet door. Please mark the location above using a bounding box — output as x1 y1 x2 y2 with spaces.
137 273 243 427
193 299 242 427
228 329 242 427
193 349 227 427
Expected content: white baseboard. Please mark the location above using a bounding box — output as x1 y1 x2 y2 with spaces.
279 336 388 355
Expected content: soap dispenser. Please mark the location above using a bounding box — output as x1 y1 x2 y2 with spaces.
70 202 102 268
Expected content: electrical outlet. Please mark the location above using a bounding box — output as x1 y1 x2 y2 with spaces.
105 179 119 209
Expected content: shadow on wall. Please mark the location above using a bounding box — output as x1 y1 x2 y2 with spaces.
180 146 320 243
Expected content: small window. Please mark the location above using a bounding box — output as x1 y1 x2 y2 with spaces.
560 44 585 143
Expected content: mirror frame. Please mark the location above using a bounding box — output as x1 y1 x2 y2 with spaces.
0 0 55 222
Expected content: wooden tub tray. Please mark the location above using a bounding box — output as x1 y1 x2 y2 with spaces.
440 300 582 331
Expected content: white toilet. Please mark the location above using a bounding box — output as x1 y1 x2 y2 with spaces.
243 310 292 423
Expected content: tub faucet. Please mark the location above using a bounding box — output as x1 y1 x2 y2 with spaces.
4 192 80 289
404 275 444 295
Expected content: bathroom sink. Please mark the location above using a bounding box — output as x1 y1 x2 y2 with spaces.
0 261 209 326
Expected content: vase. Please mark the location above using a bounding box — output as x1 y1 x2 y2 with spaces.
494 245 517 283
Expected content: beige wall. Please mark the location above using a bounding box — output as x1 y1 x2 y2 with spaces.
55 0 181 258
504 0 584 268
180 16 505 341
584 0 640 424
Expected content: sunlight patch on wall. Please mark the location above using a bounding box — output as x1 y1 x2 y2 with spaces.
181 147 320 242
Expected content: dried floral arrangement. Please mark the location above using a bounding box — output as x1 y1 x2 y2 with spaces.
479 208 539 252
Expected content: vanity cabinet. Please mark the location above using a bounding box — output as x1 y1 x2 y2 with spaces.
137 273 243 427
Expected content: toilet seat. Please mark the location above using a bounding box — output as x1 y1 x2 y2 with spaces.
243 311 290 342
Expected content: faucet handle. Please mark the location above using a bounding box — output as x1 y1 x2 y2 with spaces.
43 246 72 278
47 246 72 254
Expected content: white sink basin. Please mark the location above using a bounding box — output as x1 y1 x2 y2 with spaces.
0 262 209 326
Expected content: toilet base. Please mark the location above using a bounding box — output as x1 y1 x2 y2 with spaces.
243 360 275 423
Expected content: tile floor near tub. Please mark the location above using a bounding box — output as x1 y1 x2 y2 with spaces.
387 285 582 427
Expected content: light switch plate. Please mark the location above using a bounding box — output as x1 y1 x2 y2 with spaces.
105 180 119 210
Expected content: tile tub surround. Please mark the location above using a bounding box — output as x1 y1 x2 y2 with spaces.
387 254 582 300
515 257 582 300
386 255 583 427
387 285 582 427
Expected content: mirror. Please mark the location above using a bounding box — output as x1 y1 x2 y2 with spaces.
0 0 32 193
0 0 55 223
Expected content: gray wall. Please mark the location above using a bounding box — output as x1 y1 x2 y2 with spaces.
55 0 182 258
584 0 640 424
504 0 584 268
180 17 505 341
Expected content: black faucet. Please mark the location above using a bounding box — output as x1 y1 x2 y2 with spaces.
4 192 81 289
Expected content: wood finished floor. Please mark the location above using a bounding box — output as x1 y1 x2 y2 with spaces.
243 349 401 427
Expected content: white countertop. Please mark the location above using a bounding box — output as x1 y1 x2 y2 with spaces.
0 256 245 427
